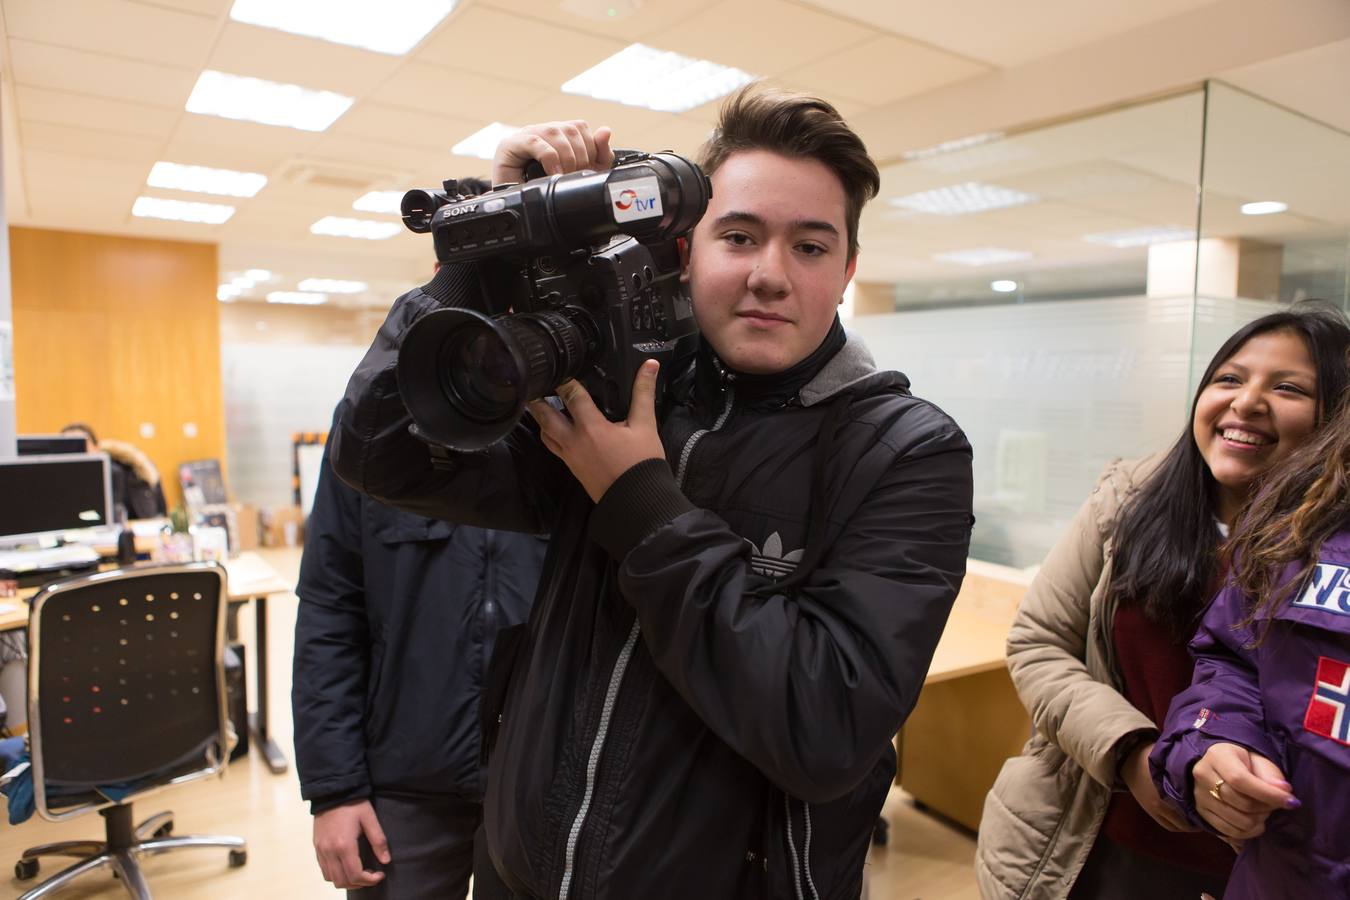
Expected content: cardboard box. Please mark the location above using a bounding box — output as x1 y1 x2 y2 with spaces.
264 505 305 548
230 503 260 551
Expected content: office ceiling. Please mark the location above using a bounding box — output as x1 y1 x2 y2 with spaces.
0 0 1346 309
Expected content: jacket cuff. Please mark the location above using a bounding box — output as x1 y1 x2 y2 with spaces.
589 458 695 561
309 787 372 816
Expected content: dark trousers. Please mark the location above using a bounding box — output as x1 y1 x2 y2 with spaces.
1068 836 1228 900
352 794 479 900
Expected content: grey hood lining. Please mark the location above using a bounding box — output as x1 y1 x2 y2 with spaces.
798 330 907 407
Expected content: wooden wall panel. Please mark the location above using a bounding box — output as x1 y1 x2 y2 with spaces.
8 226 223 510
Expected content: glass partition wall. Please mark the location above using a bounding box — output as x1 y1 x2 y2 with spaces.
849 82 1350 567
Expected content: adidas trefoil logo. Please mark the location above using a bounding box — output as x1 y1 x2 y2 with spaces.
748 532 804 579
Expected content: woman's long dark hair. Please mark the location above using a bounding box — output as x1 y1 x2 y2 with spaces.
1225 383 1350 638
1107 303 1350 638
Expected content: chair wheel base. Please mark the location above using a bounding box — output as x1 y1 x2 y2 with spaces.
229 849 247 868
15 858 39 881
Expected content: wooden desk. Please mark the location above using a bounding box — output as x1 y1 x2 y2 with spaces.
0 552 295 775
898 560 1036 832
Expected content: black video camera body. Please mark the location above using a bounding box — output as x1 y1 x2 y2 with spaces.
397 150 712 451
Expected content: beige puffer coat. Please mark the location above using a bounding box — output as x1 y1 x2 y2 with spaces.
975 455 1163 899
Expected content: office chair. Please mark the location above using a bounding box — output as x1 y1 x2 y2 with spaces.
13 562 247 899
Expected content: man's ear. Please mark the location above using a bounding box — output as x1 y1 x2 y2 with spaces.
677 236 691 283
839 254 858 303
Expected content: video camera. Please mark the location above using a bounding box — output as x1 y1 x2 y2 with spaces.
396 149 713 451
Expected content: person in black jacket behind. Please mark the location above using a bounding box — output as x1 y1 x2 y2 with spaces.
330 85 974 899
292 410 546 898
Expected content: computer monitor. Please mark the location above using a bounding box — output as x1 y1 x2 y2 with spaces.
0 453 113 545
16 434 90 456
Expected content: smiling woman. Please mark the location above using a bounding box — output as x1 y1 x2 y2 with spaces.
977 304 1350 900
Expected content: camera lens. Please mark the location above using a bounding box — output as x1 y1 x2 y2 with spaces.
438 324 521 423
398 306 601 450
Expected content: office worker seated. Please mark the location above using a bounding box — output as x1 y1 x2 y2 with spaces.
330 86 974 899
976 306 1350 899
61 422 167 520
292 409 545 899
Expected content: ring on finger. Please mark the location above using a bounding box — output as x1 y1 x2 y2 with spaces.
1209 778 1225 802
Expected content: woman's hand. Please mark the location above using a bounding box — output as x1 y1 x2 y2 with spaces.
1191 742 1299 840
492 120 614 185
1121 741 1195 832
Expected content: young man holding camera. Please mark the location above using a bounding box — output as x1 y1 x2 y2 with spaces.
332 86 973 898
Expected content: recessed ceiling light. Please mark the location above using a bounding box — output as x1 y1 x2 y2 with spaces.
933 247 1033 267
186 70 353 132
1240 200 1288 216
244 269 273 281
147 161 267 198
562 43 755 113
218 285 240 301
310 216 402 240
229 0 457 55
890 182 1038 216
132 196 235 224
299 278 368 293
353 190 405 214
452 123 522 161
267 291 328 305
990 279 1019 293
1082 226 1195 248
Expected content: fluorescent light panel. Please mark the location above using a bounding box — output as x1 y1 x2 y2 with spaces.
229 0 456 55
311 216 401 240
453 123 520 160
890 182 1038 216
562 43 755 113
132 196 235 224
299 278 368 293
990 280 1019 293
1241 200 1288 216
933 247 1032 267
245 269 272 281
353 190 405 214
1082 226 1195 248
267 291 328 305
186 70 353 132
148 161 267 198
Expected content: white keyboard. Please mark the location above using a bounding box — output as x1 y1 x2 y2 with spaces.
0 544 101 574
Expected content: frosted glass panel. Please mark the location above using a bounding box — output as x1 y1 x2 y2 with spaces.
221 341 365 509
850 295 1272 567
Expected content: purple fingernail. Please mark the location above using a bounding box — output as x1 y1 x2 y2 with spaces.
1285 796 1302 810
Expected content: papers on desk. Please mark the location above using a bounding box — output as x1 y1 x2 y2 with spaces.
0 544 100 574
223 554 282 591
0 603 18 615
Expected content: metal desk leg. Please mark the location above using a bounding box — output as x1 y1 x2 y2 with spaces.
247 594 289 774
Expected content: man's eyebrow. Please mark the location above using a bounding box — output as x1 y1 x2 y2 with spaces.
712 210 841 236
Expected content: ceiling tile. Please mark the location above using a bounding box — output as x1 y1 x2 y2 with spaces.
166 114 325 171
657 0 877 78
333 102 490 153
305 134 459 181
135 0 232 17
783 36 989 107
8 38 196 108
15 85 180 138
476 0 721 41
207 22 403 97
368 64 546 124
793 0 1220 68
416 6 626 90
20 121 162 164
4 0 218 69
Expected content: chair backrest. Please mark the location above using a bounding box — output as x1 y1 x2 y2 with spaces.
27 563 229 814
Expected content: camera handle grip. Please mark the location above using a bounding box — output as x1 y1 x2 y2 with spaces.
521 149 640 183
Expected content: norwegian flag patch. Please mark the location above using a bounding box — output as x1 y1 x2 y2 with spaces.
1304 656 1350 746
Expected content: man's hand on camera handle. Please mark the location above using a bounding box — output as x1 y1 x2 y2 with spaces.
493 120 615 185
527 361 665 503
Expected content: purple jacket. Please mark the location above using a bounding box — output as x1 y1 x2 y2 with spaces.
1151 526 1350 900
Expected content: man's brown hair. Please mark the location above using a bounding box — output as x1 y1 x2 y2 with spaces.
699 84 880 262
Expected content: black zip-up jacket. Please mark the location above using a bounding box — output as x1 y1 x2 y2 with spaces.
292 430 546 811
331 264 974 899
